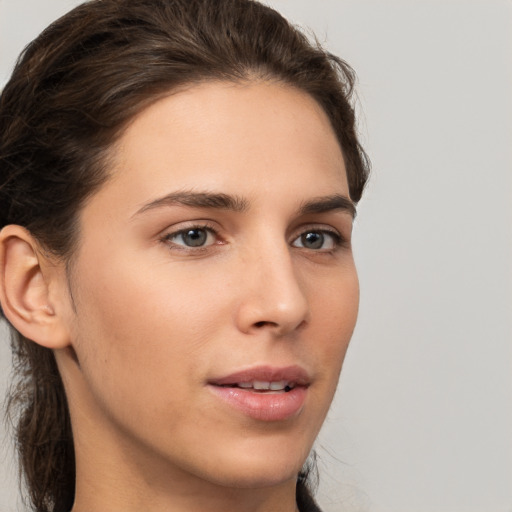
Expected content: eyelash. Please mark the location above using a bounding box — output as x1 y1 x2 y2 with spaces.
159 224 346 253
160 223 220 252
291 228 344 251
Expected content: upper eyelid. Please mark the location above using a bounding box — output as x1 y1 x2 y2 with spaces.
166 224 217 236
160 221 219 237
290 229 340 242
289 223 344 239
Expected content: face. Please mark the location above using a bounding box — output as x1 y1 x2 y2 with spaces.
58 81 359 495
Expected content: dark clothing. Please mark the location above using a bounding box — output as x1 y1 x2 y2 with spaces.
297 484 323 512
300 500 323 512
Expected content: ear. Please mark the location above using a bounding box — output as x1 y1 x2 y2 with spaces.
0 225 72 349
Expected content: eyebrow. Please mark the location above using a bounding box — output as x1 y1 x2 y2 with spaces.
299 194 357 219
133 190 355 218
133 190 249 217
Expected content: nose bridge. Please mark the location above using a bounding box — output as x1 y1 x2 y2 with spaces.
236 235 309 335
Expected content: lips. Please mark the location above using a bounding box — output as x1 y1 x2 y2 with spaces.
208 365 310 421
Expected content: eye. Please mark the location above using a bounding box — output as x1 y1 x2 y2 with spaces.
291 230 341 250
164 227 216 248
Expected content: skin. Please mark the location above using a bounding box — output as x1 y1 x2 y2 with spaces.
0 81 359 512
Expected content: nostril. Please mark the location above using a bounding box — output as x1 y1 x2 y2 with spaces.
254 320 277 329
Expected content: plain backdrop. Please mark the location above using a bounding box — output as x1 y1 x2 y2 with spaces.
1 1 511 511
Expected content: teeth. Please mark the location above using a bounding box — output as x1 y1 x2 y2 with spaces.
270 380 287 391
253 380 270 390
236 380 294 391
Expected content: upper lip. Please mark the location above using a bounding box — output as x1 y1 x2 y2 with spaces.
208 365 310 387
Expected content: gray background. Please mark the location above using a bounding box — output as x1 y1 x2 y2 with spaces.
1 0 511 511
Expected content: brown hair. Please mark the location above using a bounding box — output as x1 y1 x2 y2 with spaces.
0 1 370 511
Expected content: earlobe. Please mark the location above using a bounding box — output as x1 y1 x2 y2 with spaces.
0 225 71 349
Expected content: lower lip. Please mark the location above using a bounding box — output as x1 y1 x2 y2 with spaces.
208 385 307 421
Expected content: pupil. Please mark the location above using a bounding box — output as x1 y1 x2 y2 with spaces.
183 229 207 247
302 232 323 249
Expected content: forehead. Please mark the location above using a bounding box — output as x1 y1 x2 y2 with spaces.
85 81 348 221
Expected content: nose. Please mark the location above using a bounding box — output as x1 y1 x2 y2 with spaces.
234 242 310 337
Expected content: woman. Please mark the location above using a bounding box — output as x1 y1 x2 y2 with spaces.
0 0 369 511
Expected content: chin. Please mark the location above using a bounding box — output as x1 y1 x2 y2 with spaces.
195 439 311 490
208 462 302 490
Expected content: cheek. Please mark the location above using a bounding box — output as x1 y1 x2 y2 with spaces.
68 245 240 395
67 256 228 439
307 267 359 379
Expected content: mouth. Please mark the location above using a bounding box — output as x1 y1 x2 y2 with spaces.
209 365 310 387
217 380 297 393
207 366 310 421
